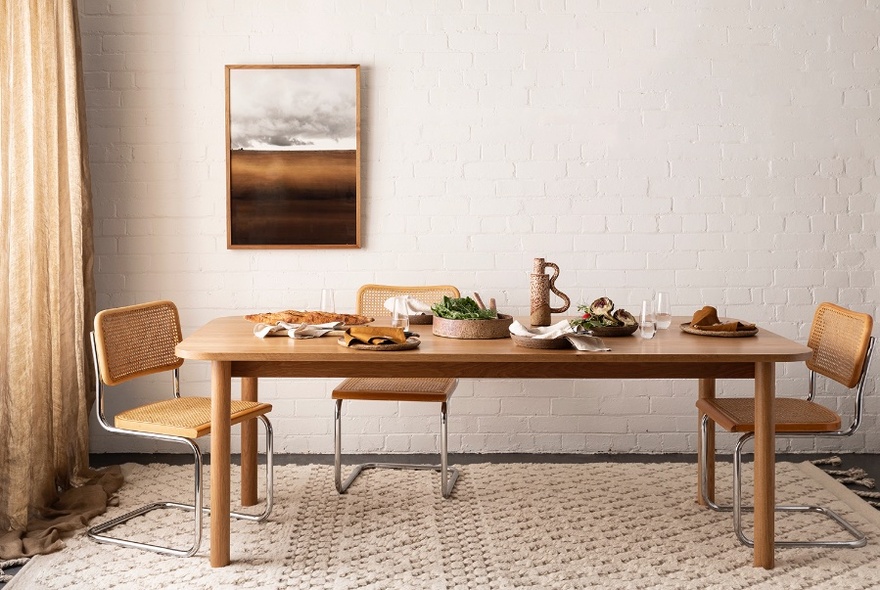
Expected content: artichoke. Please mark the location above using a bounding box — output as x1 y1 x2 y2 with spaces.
589 297 615 318
613 309 637 326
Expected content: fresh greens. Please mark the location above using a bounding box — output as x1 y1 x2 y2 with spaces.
431 296 499 320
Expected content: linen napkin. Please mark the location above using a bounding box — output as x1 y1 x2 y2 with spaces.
689 306 756 332
564 334 612 352
253 321 343 339
343 326 408 346
384 295 433 316
509 320 574 340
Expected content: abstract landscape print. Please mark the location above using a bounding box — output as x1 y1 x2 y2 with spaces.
226 65 360 248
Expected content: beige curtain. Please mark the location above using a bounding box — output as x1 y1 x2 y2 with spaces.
0 0 118 558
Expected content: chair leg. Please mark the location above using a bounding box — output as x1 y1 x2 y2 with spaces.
335 398 364 493
699 414 727 512
732 432 866 549
701 414 866 548
334 398 459 497
230 414 274 522
88 438 204 558
89 416 273 557
440 401 459 498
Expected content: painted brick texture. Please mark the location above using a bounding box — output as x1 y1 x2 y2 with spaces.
80 0 879 455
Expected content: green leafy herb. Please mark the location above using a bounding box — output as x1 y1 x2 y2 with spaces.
431 296 498 320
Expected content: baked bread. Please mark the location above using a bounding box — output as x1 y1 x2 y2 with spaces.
244 310 374 326
691 305 721 327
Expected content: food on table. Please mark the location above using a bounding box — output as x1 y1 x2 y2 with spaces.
613 309 637 326
344 326 408 346
431 296 499 320
244 310 374 325
569 297 637 331
589 297 615 318
688 305 756 332
690 305 721 327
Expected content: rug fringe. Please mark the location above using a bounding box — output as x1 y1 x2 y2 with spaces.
813 456 879 509
0 557 29 583
811 456 843 466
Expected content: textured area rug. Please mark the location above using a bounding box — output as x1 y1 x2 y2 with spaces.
8 461 880 589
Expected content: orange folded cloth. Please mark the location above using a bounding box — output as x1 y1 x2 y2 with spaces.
344 326 407 346
690 306 756 332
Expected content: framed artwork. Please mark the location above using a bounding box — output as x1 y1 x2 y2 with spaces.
225 64 361 248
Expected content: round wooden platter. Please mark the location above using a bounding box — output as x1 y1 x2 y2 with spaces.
510 334 571 349
679 322 759 338
337 336 421 351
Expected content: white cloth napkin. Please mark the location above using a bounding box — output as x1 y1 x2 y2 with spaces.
253 321 343 339
509 319 574 340
565 334 611 352
383 295 433 316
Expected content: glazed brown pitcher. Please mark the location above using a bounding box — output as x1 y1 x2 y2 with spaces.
529 257 570 326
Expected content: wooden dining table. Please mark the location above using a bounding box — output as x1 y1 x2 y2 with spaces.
174 315 812 569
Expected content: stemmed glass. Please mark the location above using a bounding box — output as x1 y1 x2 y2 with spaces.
639 300 656 339
655 291 671 329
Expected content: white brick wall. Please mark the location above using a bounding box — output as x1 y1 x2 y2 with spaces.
80 0 879 455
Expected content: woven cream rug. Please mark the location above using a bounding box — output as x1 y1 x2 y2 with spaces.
8 461 880 589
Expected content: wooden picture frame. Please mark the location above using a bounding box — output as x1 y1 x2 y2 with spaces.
225 64 361 248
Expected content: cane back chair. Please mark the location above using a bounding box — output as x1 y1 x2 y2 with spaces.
88 300 274 557
333 284 460 497
697 302 875 548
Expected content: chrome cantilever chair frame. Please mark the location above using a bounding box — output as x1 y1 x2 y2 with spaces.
333 284 461 498
334 393 459 498
87 303 274 558
699 321 875 549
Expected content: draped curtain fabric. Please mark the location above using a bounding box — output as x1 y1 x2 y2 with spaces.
0 0 115 558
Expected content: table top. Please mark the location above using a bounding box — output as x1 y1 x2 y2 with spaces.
176 316 812 369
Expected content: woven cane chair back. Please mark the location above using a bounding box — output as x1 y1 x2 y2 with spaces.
356 284 460 318
93 300 183 386
806 303 873 389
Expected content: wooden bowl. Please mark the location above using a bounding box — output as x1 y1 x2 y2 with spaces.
408 313 434 325
432 314 514 339
580 324 639 337
510 334 571 349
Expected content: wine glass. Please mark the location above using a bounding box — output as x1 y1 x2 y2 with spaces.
639 300 656 339
655 291 671 329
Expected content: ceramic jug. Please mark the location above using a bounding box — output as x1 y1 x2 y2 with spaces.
529 257 570 326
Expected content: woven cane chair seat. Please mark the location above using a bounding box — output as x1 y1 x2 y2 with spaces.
695 397 841 434
332 377 456 403
116 396 272 438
